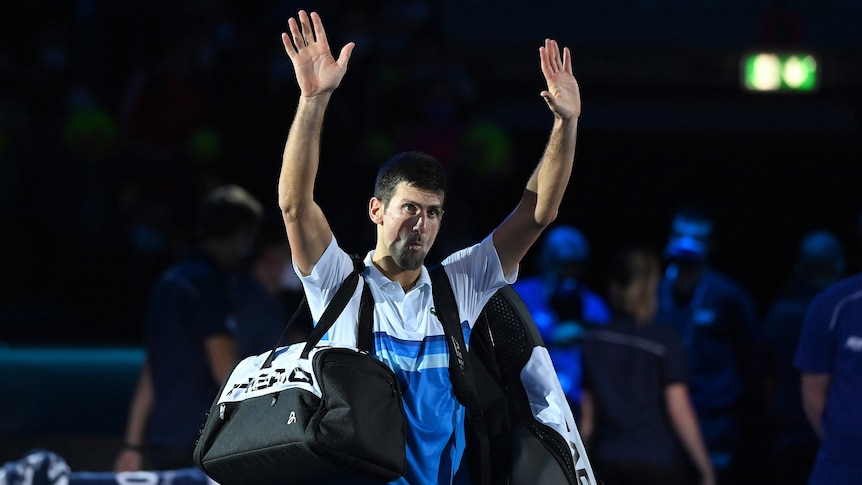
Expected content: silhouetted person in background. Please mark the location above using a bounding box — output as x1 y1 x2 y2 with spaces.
233 213 311 357
761 230 845 484
114 184 262 472
655 207 760 483
581 246 715 485
513 224 611 415
794 268 862 484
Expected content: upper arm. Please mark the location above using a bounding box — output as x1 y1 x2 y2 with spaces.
801 372 831 401
800 372 830 436
665 382 694 417
282 203 334 276
664 382 703 439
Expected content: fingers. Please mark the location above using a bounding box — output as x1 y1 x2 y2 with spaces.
546 39 561 71
538 38 580 119
563 46 573 74
284 16 302 54
546 39 562 71
281 32 294 56
284 10 322 54
310 11 327 47
299 10 313 44
337 42 356 69
539 45 552 79
539 38 565 80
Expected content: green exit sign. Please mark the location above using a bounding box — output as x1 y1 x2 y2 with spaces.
742 52 819 92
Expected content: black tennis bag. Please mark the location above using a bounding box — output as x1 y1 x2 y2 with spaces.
193 269 406 485
194 262 597 485
430 267 597 485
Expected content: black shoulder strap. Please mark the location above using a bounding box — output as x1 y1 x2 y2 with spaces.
301 256 373 357
351 256 375 353
262 256 373 365
262 296 311 368
429 265 491 485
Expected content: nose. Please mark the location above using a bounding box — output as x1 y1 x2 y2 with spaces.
412 215 427 233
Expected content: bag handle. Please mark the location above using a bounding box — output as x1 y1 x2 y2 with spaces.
429 265 492 485
262 256 370 367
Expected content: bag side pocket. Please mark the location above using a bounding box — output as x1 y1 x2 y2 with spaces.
311 348 406 480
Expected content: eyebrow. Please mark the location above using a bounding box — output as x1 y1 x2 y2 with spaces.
399 198 443 211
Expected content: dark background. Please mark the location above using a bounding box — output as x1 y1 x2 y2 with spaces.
1 0 860 345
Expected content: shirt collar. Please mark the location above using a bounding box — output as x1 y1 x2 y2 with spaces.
363 250 432 298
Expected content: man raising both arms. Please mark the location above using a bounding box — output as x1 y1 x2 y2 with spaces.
279 10 588 484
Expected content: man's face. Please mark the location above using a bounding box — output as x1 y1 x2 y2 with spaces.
371 182 444 271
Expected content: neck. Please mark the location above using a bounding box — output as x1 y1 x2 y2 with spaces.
371 255 422 291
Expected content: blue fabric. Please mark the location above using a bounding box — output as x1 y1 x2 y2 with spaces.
807 451 862 485
0 451 211 485
794 274 862 468
656 269 759 412
581 318 688 465
144 250 235 453
298 236 511 484
656 268 759 469
761 282 825 455
70 468 210 484
512 276 610 405
232 270 288 357
1 449 69 485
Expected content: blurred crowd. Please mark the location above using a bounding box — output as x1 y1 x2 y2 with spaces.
1 0 531 343
2 2 861 483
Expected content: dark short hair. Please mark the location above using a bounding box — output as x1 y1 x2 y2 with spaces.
196 185 263 240
373 151 447 206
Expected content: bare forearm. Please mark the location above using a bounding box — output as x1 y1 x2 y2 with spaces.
579 390 595 445
666 384 715 483
278 94 331 216
278 95 335 273
123 361 154 446
525 117 577 226
492 117 577 274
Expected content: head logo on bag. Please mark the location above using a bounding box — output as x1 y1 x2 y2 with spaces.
289 368 312 384
219 345 325 404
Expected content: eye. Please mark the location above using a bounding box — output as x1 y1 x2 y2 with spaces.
402 203 419 216
427 208 441 219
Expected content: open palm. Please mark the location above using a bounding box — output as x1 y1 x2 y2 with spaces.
282 11 354 97
539 39 581 120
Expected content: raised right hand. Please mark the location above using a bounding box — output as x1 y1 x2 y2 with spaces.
282 10 355 98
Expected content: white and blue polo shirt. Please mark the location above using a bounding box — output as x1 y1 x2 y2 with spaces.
297 234 514 484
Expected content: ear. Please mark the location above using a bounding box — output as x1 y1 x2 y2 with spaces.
369 197 384 225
